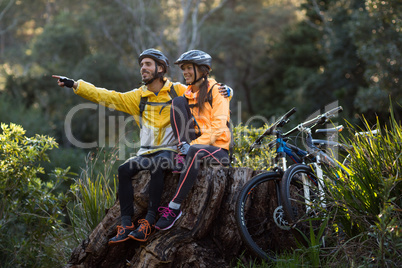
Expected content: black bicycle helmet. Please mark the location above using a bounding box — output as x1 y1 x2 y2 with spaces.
174 50 212 71
138 48 169 73
175 50 212 85
138 48 169 85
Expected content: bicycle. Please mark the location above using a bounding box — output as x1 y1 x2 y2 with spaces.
235 106 343 261
274 108 343 243
280 114 379 242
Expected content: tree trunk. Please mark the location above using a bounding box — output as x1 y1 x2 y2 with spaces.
65 167 295 267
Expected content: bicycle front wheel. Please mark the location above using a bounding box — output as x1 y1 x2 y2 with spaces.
235 171 281 261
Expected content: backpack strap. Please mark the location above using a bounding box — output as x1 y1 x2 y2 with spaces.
139 84 178 128
187 82 218 109
168 84 178 99
158 84 178 114
206 83 217 108
139 96 148 128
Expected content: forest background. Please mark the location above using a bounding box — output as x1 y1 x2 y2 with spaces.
0 0 401 266
1 0 401 172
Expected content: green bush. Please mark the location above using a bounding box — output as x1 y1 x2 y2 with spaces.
0 123 72 267
326 113 402 267
232 123 275 170
68 147 118 243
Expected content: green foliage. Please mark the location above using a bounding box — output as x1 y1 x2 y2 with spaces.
326 112 402 266
0 123 72 267
0 93 53 137
351 0 402 114
68 147 118 243
73 53 133 89
31 12 90 74
295 217 330 267
234 249 326 268
204 0 303 120
2 74 81 142
232 123 275 170
265 20 327 121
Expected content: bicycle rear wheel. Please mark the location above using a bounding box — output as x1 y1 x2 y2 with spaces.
235 172 281 261
280 164 323 242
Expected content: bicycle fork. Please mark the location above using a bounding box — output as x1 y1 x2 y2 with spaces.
273 153 291 230
304 157 326 213
305 159 327 247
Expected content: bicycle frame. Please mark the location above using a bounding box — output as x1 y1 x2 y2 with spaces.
269 134 310 171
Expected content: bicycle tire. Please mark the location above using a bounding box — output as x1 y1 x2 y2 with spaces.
235 171 281 261
280 164 323 241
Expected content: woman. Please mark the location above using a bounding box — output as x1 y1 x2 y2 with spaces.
155 50 231 230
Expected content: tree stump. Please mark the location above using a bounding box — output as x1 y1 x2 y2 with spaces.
65 167 295 267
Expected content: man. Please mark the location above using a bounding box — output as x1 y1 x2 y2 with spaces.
53 48 232 244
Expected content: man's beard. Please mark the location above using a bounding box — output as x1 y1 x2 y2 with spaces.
142 76 152 83
142 72 153 83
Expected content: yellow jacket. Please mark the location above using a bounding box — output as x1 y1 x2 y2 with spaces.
74 79 187 155
184 78 231 150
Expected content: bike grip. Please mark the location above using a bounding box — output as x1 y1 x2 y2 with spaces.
326 106 343 116
284 107 296 119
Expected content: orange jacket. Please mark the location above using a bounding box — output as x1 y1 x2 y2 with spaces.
184 78 231 150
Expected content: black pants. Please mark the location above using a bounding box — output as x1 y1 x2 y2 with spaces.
117 150 176 217
170 96 229 205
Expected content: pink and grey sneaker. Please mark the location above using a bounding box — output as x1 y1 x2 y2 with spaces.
155 207 182 230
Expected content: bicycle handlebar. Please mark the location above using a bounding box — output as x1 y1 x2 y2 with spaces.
282 107 297 122
315 125 344 134
248 106 342 154
249 107 296 153
284 106 343 136
356 129 379 136
289 106 344 156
